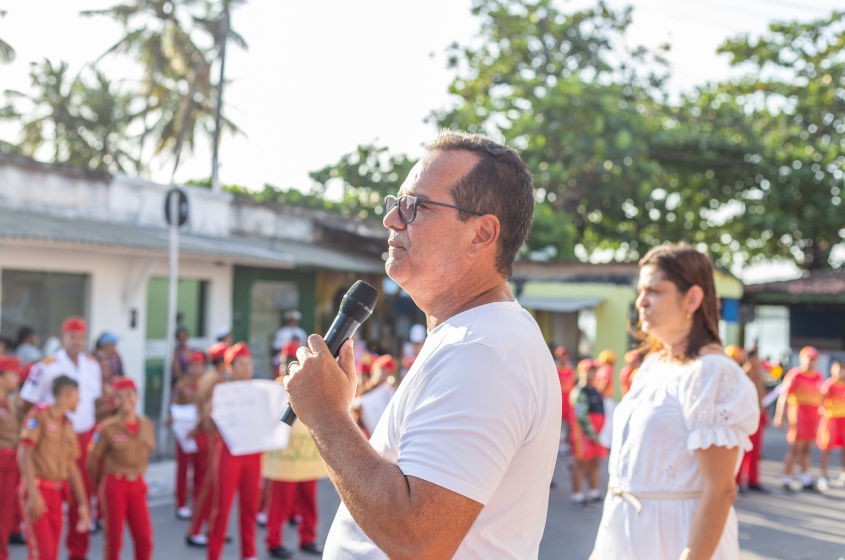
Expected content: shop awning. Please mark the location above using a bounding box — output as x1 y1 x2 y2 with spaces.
517 296 604 313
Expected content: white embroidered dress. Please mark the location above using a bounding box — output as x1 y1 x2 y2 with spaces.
593 353 760 560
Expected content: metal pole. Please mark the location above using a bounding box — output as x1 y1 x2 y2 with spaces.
158 191 180 456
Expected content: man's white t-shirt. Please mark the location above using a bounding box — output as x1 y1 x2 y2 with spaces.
324 301 561 559
19 348 103 433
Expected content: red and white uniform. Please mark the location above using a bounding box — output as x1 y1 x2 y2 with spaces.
20 349 102 559
817 378 845 451
782 367 823 443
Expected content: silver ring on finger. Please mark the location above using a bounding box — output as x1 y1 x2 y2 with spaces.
286 360 300 376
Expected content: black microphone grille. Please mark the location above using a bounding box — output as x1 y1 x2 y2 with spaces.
339 281 380 323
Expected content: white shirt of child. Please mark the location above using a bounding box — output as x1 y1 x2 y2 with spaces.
20 348 103 433
324 301 561 559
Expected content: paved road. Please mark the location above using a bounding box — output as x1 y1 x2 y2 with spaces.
8 426 845 559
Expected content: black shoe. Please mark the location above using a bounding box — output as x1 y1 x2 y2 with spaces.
288 517 300 527
8 532 25 545
300 542 324 555
185 535 208 548
782 482 793 493
269 546 295 559
802 483 818 492
747 484 769 493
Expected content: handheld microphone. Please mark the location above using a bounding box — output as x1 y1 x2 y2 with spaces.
280 280 380 426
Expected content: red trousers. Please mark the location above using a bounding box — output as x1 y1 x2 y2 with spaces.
68 429 94 559
21 479 64 560
187 431 211 537
0 450 18 560
100 474 152 560
175 441 198 509
266 480 318 549
206 433 261 560
737 412 766 486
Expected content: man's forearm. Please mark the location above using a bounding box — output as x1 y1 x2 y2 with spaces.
308 413 421 558
17 447 38 495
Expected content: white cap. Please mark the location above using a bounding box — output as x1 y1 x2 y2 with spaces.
215 325 231 340
409 324 427 343
284 310 302 321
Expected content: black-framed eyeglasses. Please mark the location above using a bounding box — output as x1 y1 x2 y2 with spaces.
384 195 483 223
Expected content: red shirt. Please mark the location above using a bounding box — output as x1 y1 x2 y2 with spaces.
820 378 845 418
783 368 823 408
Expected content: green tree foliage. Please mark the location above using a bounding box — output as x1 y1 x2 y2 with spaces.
672 11 845 269
309 144 417 221
0 10 15 64
1 60 137 173
433 0 675 261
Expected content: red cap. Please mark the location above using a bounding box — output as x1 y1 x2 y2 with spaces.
577 359 597 372
554 346 569 358
800 346 819 360
112 377 137 392
61 317 87 334
224 342 251 364
0 355 21 374
189 350 207 365
282 341 300 359
372 354 397 372
208 342 229 361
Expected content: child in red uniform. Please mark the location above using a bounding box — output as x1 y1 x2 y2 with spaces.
17 376 90 560
88 378 156 560
172 350 206 519
816 360 845 491
0 356 21 560
774 346 823 490
569 359 606 506
205 342 261 560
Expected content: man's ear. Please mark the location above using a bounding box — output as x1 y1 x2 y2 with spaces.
467 214 500 258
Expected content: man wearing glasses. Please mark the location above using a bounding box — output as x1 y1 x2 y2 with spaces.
284 131 560 559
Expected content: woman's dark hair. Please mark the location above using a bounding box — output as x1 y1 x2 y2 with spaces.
634 243 722 360
16 326 34 346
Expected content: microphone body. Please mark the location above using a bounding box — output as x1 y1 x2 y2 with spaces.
280 281 379 426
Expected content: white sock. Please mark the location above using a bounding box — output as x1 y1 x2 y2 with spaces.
588 489 601 499
800 472 813 485
782 475 793 485
571 492 585 501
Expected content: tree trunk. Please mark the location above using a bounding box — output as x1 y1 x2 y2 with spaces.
211 8 229 194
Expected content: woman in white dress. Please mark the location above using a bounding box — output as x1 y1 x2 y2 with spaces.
591 244 759 560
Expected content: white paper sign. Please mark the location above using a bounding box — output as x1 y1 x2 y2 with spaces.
211 379 290 456
761 383 784 408
170 404 198 453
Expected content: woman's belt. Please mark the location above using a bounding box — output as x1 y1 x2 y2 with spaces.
609 486 703 515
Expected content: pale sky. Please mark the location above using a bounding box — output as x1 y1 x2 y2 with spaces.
1 0 840 280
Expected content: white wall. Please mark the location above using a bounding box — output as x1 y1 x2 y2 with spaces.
0 158 232 238
0 241 232 412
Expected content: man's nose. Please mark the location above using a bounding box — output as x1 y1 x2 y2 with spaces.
383 204 405 231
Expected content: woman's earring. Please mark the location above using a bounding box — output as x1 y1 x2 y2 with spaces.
686 312 692 320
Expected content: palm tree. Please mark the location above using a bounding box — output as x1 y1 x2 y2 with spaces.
82 0 244 180
1 59 138 173
193 0 247 192
0 10 16 64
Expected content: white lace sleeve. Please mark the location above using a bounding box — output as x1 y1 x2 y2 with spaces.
681 355 760 452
